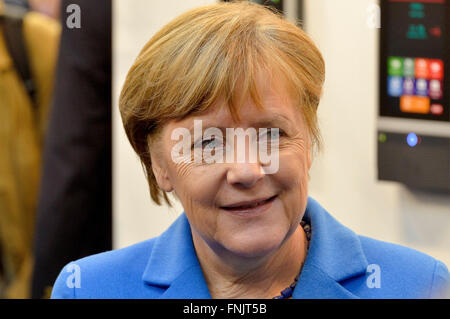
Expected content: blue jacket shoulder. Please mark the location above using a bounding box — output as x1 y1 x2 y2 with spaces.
51 238 158 299
345 235 450 298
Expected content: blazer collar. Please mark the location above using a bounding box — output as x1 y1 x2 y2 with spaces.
142 212 211 298
142 196 368 299
292 197 368 298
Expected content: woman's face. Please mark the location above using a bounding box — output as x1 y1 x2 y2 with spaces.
151 74 312 259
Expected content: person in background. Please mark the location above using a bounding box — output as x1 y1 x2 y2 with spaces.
2 0 28 9
28 0 60 20
0 0 60 298
4 0 61 20
31 0 112 299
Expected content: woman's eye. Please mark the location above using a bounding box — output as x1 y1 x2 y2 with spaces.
202 138 217 148
191 130 285 149
260 129 285 140
193 138 222 149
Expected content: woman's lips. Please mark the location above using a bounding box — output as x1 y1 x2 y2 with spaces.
220 195 277 216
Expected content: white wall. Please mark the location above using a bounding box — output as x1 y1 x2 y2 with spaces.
304 0 450 265
113 0 450 265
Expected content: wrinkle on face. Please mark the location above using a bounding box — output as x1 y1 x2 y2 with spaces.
148 70 314 292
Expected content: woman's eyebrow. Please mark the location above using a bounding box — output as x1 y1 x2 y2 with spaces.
187 114 292 133
252 114 292 129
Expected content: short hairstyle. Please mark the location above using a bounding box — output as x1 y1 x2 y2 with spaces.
119 1 325 207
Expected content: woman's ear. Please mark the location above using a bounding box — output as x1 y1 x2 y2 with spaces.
150 149 174 193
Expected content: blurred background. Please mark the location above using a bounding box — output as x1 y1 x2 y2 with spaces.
0 0 449 299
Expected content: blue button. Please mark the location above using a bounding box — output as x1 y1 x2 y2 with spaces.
406 133 418 147
388 76 403 97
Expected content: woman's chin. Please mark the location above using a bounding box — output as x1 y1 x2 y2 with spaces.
220 231 285 259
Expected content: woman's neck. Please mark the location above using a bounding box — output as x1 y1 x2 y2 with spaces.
191 225 308 299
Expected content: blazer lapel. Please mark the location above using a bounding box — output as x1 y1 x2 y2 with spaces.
292 197 369 299
141 213 211 299
159 265 212 299
292 263 360 299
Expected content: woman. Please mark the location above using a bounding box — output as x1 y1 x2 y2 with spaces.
51 1 449 299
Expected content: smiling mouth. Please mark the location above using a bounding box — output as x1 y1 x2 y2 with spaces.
220 195 278 210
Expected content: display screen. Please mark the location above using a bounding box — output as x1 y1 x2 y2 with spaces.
380 0 449 121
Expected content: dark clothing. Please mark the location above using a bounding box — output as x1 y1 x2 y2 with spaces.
0 2 60 298
31 0 112 299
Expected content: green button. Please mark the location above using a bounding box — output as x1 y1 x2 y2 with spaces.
388 57 404 76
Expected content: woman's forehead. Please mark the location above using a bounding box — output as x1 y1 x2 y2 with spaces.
191 76 297 122
157 69 303 139
166 103 298 136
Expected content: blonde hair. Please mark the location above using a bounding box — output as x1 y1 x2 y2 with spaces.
119 1 325 207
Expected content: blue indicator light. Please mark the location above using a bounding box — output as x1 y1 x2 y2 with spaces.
406 133 418 147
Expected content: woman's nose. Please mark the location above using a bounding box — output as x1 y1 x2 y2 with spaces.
226 162 265 188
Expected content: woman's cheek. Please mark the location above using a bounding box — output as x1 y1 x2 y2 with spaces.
172 162 222 203
277 141 309 181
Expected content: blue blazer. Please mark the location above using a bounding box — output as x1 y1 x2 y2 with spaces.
51 197 449 299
